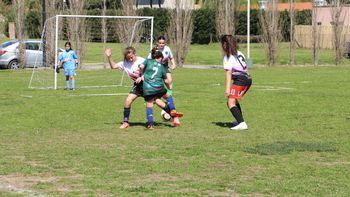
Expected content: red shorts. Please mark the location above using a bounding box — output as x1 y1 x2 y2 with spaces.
228 84 251 99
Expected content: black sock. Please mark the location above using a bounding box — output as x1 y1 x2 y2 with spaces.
164 104 171 114
123 107 130 122
230 106 244 123
236 102 242 113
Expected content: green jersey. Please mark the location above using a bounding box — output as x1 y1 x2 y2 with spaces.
142 59 167 96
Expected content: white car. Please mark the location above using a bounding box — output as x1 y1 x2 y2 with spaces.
0 40 46 69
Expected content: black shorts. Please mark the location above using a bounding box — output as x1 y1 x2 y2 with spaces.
232 74 252 86
144 90 167 102
129 82 143 97
164 63 172 73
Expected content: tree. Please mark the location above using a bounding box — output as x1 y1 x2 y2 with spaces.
289 0 296 65
117 0 141 46
259 0 281 66
215 0 238 37
13 0 26 68
66 0 87 69
167 0 194 67
331 0 346 65
311 2 321 66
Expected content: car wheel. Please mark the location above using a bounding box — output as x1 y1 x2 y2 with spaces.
8 60 19 69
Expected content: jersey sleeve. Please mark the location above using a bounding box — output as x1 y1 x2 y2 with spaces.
147 52 152 59
167 46 173 58
162 68 167 79
73 51 78 59
223 56 234 70
142 59 149 69
59 53 64 62
116 61 124 70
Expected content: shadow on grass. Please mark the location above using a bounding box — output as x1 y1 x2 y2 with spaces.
212 122 232 128
244 141 337 155
104 121 174 128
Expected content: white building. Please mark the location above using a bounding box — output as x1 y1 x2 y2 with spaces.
135 0 198 9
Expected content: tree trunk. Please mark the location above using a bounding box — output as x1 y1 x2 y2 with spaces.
167 0 194 67
259 0 280 66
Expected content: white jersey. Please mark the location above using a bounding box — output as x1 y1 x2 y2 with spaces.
223 51 248 76
147 45 173 66
116 57 145 80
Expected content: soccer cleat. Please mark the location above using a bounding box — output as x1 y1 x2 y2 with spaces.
230 122 248 130
170 110 183 118
119 122 129 129
173 117 181 127
146 124 154 130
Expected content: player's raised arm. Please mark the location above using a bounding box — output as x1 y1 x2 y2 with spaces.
104 48 119 69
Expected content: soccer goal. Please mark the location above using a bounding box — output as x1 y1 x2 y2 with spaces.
29 15 154 90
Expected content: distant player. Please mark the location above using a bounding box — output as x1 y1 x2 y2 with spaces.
58 42 78 90
221 35 252 130
137 49 183 129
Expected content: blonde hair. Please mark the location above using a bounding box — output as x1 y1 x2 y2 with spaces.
123 46 136 61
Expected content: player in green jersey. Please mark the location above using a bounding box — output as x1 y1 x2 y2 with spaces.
136 49 183 129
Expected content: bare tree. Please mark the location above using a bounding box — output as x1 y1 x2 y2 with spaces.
311 3 321 66
67 0 87 69
289 0 296 65
116 0 142 47
215 0 238 36
331 0 346 65
13 0 26 68
44 0 63 67
167 0 194 67
259 0 281 66
102 0 107 68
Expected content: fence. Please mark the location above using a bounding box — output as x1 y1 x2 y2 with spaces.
295 25 350 49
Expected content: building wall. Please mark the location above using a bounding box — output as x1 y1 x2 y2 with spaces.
295 25 350 49
316 6 350 26
135 0 197 9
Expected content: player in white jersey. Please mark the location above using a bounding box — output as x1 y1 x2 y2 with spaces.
105 47 145 128
221 35 252 130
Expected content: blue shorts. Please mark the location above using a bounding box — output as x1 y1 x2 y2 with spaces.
64 68 76 76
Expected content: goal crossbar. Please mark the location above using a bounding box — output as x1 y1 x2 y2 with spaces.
52 15 154 90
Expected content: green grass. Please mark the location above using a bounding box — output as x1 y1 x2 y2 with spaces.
79 42 350 66
1 66 350 196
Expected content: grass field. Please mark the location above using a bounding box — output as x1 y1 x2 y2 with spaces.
1 66 350 196
82 42 350 66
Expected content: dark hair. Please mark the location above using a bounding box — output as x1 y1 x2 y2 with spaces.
151 47 163 59
123 46 136 61
220 35 238 57
65 41 72 50
157 36 166 41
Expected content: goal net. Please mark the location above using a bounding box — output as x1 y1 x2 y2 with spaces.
29 15 154 90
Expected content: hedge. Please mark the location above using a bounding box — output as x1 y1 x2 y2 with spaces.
2 7 312 44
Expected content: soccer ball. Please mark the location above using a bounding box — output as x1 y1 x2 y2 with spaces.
161 110 172 121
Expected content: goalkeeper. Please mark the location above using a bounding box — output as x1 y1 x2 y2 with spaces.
58 42 78 90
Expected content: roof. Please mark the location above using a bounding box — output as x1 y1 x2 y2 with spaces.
240 2 313 11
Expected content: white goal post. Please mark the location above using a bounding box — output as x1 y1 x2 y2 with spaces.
29 15 154 90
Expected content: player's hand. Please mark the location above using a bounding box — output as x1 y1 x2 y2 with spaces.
130 70 141 80
55 65 60 73
225 89 230 97
104 48 112 57
135 77 142 84
171 64 177 70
